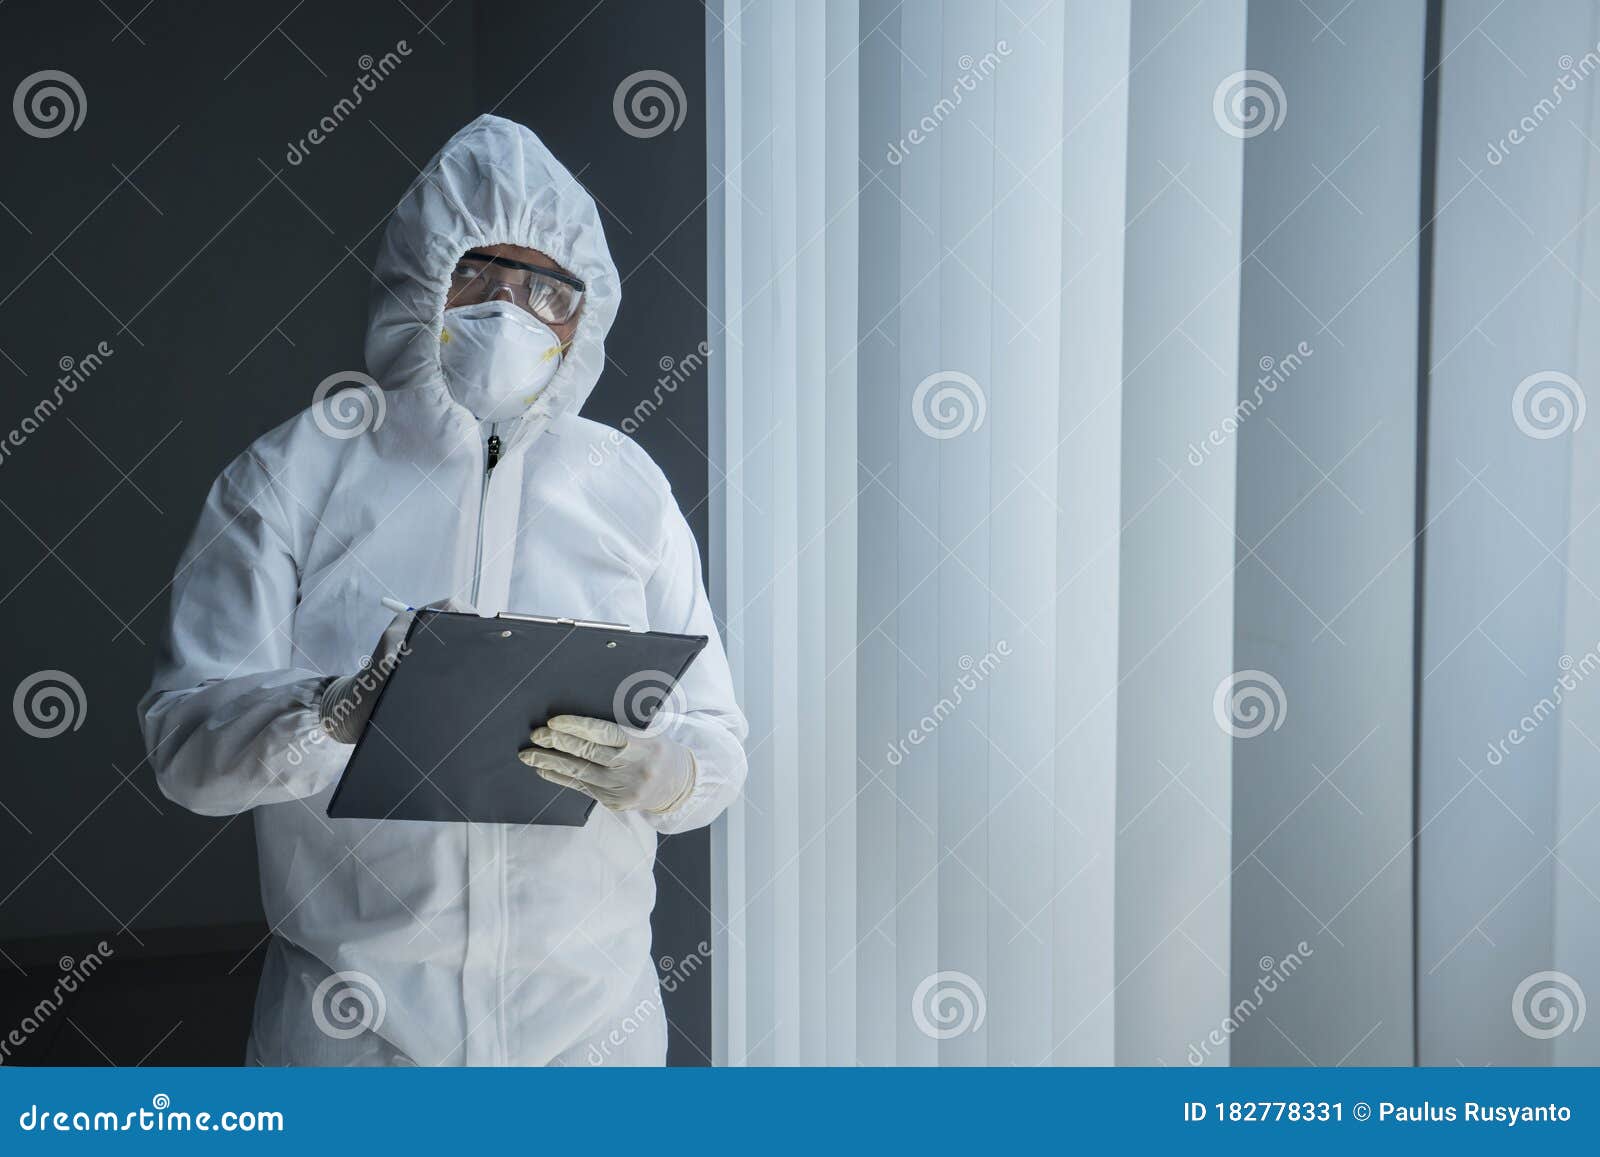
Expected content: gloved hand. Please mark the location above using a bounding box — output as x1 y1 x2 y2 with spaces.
319 598 473 744
519 715 697 814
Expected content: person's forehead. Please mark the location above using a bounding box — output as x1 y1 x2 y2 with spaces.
467 242 566 273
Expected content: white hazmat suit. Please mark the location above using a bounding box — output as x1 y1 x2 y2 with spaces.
139 115 747 1066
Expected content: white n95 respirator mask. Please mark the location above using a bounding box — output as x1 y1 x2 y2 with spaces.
439 300 564 421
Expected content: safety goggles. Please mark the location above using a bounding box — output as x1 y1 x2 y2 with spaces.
447 251 586 327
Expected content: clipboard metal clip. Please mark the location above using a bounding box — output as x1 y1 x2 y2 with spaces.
496 612 636 631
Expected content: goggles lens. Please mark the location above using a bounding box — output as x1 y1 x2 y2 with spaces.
448 254 585 326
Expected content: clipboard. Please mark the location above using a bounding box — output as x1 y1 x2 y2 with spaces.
325 610 707 826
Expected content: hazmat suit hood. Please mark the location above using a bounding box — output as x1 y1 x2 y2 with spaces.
364 114 621 451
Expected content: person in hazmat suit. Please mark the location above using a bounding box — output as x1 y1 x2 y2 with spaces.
139 115 747 1066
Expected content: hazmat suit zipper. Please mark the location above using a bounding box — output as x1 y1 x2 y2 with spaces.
468 421 509 1061
470 424 501 606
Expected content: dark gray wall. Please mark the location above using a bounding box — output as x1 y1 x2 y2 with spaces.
0 0 712 1064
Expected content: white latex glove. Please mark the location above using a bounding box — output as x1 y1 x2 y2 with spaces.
319 598 474 744
519 715 697 814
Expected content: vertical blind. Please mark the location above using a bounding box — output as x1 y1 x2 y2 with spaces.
707 0 1600 1069
706 0 1124 1065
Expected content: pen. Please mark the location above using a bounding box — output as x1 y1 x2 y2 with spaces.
381 596 413 614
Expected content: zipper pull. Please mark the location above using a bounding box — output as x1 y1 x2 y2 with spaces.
486 433 502 471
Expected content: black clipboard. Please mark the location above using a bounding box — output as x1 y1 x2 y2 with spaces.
326 610 707 826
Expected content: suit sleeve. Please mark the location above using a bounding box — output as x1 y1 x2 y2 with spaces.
138 449 347 817
640 497 749 834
